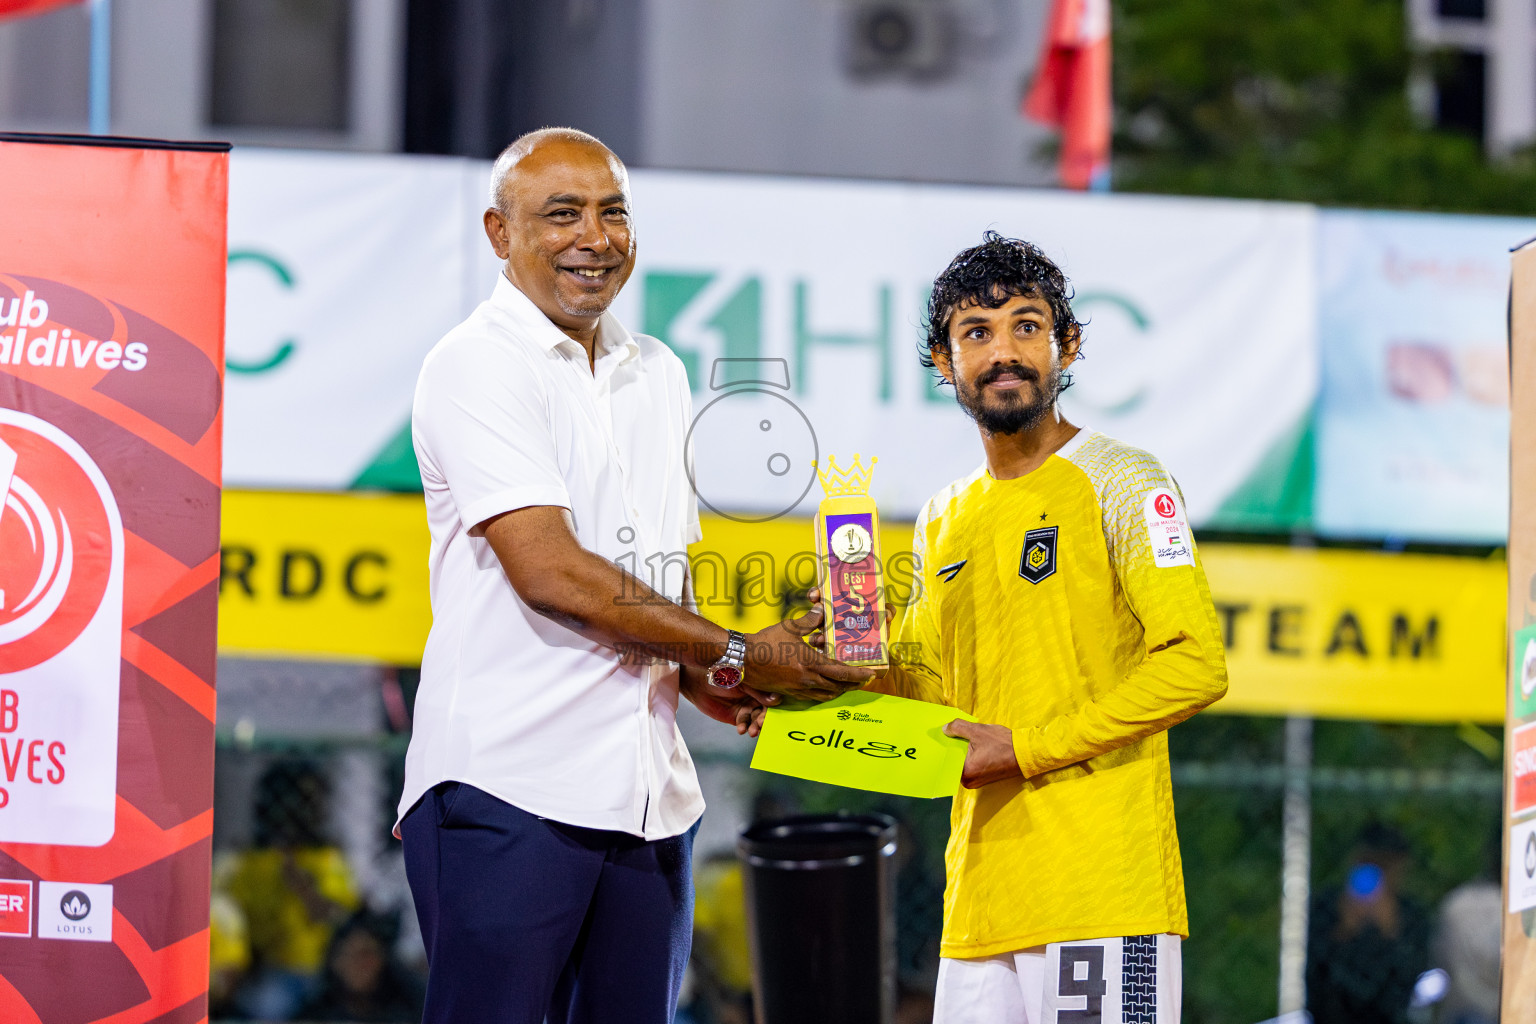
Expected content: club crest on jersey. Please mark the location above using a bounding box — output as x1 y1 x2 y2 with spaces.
1018 527 1058 584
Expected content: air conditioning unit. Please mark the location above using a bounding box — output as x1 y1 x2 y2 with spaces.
845 0 956 80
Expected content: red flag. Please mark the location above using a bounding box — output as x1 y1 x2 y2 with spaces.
1023 0 1112 190
0 0 81 18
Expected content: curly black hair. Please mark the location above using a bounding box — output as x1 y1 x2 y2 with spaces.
921 231 1085 384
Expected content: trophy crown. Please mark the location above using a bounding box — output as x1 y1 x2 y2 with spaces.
816 453 878 498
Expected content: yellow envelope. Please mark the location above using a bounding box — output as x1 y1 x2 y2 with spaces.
749 691 976 798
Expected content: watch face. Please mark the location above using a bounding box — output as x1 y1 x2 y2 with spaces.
709 664 742 689
831 523 873 563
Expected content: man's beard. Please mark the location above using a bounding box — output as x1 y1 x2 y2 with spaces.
954 359 1064 435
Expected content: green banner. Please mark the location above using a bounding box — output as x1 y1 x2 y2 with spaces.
749 691 975 798
1513 624 1536 723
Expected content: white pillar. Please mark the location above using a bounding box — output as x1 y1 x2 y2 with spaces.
1489 0 1536 154
1277 715 1313 1017
348 0 406 152
88 0 111 135
331 747 383 899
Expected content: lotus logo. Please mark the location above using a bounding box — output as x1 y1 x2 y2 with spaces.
837 710 851 721
59 890 90 921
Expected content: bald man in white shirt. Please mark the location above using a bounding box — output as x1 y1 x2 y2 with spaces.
397 128 870 1024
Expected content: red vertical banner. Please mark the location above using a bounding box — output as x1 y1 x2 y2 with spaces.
0 135 228 1024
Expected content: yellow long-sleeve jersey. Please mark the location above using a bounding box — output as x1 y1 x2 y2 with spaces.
878 429 1228 958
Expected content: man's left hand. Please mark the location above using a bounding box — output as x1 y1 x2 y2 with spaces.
944 720 1023 788
681 669 770 738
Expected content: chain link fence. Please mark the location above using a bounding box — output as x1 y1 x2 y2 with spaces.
210 660 1504 1024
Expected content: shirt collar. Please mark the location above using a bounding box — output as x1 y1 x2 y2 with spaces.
490 271 640 368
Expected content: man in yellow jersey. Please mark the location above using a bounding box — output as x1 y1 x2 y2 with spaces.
875 231 1229 1023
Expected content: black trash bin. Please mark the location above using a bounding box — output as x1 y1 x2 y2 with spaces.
737 813 898 1024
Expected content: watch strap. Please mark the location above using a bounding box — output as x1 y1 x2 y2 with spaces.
721 629 747 669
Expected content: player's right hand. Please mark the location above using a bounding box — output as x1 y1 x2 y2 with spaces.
944 720 1024 788
744 588 874 702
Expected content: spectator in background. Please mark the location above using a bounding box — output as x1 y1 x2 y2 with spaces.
1307 823 1431 1024
690 851 754 1024
1432 878 1501 1024
208 888 251 1020
226 759 361 1021
300 909 426 1023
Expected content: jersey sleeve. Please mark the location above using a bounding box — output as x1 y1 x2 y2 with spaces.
1011 451 1228 778
412 339 572 533
868 502 947 706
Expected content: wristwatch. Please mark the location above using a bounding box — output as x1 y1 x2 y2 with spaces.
706 630 748 690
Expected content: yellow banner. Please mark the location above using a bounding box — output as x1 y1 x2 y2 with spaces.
218 492 1507 722
1201 545 1505 722
218 490 432 665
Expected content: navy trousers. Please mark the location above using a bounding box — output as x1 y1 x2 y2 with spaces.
401 782 697 1024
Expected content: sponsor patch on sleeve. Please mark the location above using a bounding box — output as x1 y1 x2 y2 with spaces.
1143 488 1194 568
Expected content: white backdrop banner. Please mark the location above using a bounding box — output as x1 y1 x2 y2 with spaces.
225 150 477 489
1315 210 1529 543
607 175 1317 522
225 151 1319 525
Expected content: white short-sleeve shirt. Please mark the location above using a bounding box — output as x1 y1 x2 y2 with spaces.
397 272 705 840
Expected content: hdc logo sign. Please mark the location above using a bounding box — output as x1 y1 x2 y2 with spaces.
0 410 123 846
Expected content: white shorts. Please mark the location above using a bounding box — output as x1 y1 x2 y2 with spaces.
933 933 1182 1024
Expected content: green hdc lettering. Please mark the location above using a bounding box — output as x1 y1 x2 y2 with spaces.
643 272 1150 405
643 272 924 405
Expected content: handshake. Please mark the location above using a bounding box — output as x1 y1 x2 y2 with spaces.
679 586 881 739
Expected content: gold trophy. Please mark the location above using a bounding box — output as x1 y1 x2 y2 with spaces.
814 454 888 667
